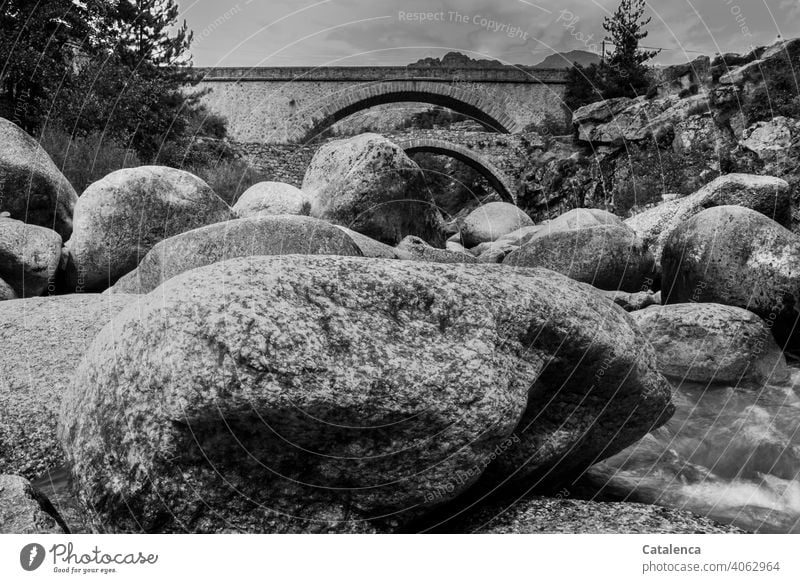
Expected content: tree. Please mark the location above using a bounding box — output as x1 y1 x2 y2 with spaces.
564 0 659 111
56 0 217 160
602 0 660 98
0 0 91 133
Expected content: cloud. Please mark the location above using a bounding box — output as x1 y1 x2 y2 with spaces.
178 0 797 67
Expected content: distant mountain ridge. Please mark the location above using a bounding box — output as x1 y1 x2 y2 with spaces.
532 50 602 69
408 50 601 70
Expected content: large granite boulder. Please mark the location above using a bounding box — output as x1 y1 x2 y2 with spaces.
739 116 800 162
504 223 655 292
59 256 671 533
397 236 477 264
631 303 790 385
661 205 800 350
0 294 136 479
64 166 233 292
626 174 791 271
0 474 67 534
232 182 311 218
0 217 61 297
110 215 362 294
460 202 534 248
302 134 444 246
0 118 78 239
544 208 623 232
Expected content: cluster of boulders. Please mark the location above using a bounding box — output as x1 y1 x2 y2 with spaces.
1 88 796 534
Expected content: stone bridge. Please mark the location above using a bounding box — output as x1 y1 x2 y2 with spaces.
196 66 568 144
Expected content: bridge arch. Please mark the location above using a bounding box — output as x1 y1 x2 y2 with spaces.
399 137 519 204
290 79 524 143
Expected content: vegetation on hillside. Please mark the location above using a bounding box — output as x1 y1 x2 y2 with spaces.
564 0 660 111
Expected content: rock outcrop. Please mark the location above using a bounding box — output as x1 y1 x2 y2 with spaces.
302 134 445 246
631 303 790 385
335 226 411 259
0 474 68 534
661 205 800 350
0 217 62 297
0 118 78 239
232 182 311 218
60 256 671 533
64 166 233 292
110 215 362 294
0 294 136 479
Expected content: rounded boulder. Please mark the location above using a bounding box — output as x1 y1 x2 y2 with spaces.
0 217 62 297
232 182 311 218
661 205 800 350
0 118 78 239
504 223 655 292
302 134 445 246
110 215 363 294
460 202 534 248
631 303 790 385
64 166 233 292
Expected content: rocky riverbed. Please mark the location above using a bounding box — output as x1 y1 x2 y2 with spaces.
2 38 800 535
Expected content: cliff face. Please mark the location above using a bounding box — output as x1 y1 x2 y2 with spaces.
518 37 800 228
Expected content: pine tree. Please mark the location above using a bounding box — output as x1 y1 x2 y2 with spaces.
0 0 91 133
602 0 660 98
564 0 659 111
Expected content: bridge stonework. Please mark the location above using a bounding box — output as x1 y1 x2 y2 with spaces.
196 66 568 144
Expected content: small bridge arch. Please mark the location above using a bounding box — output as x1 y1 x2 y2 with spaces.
399 137 519 204
291 79 525 142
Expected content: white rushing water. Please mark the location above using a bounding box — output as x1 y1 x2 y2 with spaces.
590 368 800 533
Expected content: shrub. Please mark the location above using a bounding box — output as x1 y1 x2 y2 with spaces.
188 159 269 207
39 129 142 194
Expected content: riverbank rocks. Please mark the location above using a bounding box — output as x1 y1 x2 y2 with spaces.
460 202 534 248
0 118 78 239
0 294 136 479
302 134 445 247
626 174 791 271
631 304 790 385
59 256 671 533
335 226 411 259
232 182 311 218
435 495 744 534
0 474 68 534
110 215 362 294
397 235 477 264
661 206 800 350
64 166 233 292
504 222 654 292
0 217 61 297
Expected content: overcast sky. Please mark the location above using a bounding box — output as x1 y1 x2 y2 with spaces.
176 0 798 67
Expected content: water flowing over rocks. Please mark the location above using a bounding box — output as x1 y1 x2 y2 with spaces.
0 217 61 297
59 256 671 533
0 118 78 239
302 134 445 246
631 303 790 385
110 215 362 294
64 166 233 292
662 205 800 350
